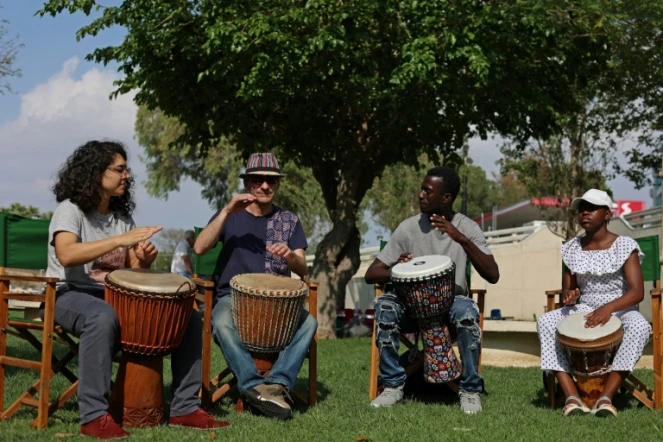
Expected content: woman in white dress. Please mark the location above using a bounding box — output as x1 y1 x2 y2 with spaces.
537 189 651 417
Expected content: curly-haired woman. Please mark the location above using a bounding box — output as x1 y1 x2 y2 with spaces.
46 140 229 439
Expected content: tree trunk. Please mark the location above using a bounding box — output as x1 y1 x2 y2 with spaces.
567 127 585 240
310 223 362 339
308 153 377 339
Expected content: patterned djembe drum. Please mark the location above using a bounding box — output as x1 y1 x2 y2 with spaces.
556 313 624 408
391 255 462 383
105 269 197 427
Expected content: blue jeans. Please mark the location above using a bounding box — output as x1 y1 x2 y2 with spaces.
211 295 317 393
375 292 483 393
177 271 193 278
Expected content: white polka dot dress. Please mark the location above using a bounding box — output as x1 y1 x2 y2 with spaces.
537 236 651 373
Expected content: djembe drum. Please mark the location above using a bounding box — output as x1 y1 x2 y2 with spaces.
105 269 197 427
391 255 462 383
230 274 308 375
556 313 624 408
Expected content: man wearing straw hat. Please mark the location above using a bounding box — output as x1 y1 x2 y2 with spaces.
195 153 317 420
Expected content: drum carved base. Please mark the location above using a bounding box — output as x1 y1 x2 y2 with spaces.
110 353 166 428
575 374 608 409
420 321 462 383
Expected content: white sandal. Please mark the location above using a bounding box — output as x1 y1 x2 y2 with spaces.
592 396 617 417
562 395 590 416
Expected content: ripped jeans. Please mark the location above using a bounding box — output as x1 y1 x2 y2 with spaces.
375 292 483 393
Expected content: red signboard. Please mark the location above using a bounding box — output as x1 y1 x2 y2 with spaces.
613 200 646 217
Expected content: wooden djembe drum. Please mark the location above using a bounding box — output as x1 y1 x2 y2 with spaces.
230 273 308 408
556 313 624 409
105 269 197 427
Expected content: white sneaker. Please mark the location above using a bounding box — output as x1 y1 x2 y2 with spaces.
370 385 404 408
459 390 482 414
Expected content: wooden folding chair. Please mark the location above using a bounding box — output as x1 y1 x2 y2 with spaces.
544 234 662 410
190 226 317 411
0 213 79 429
368 240 487 399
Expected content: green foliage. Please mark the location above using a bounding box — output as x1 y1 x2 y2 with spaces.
493 171 532 209
500 136 611 239
500 1 663 189
0 1 23 95
453 162 499 220
135 105 244 210
38 0 633 171
39 0 663 336
500 137 610 199
0 202 52 220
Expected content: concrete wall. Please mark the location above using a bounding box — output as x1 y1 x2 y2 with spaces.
470 227 563 321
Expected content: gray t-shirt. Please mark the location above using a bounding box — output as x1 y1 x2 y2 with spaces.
378 213 492 296
46 200 135 289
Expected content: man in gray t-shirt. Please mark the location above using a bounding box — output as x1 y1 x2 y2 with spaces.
365 166 499 414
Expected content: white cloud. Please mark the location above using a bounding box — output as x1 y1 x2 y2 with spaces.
0 57 213 230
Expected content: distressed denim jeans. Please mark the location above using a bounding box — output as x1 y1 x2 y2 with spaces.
375 292 483 393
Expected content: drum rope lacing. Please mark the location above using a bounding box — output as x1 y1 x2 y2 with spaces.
104 278 198 300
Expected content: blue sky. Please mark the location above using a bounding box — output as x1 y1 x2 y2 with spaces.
0 2 653 248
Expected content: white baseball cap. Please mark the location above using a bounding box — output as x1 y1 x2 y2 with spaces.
569 189 613 211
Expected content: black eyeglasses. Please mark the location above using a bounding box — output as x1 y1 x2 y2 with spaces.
249 176 280 185
106 165 131 177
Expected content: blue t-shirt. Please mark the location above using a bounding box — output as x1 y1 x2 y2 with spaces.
210 206 308 299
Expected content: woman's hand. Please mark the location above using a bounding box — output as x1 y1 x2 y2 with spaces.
584 306 613 328
134 240 158 265
118 226 162 248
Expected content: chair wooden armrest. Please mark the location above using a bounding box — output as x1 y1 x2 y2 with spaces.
0 274 59 284
545 289 562 312
191 277 214 288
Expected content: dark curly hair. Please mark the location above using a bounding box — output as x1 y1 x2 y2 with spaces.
427 166 461 200
53 140 135 217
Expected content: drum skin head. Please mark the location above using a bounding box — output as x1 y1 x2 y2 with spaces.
231 273 307 295
556 313 622 341
391 255 452 279
556 313 624 351
107 269 195 293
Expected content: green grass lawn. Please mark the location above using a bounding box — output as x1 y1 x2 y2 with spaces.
1 334 662 442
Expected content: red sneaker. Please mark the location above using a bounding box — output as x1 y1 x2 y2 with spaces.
80 413 129 440
169 408 231 430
